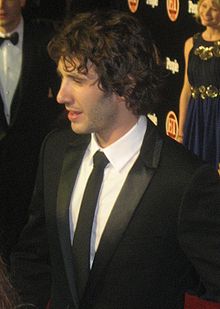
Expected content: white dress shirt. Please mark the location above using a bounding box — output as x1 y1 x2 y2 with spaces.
0 18 23 124
70 116 147 267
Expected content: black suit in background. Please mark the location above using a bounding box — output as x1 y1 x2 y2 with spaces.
23 0 67 21
11 119 220 309
0 18 65 262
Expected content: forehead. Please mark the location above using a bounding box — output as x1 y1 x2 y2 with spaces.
200 0 220 7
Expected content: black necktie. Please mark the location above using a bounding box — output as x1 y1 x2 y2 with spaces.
73 151 109 299
0 32 19 46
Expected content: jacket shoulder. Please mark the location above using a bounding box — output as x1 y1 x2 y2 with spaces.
43 128 79 150
42 128 90 157
160 133 214 179
142 120 204 173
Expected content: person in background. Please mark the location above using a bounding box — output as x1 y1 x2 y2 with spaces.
0 256 38 309
0 256 18 309
23 0 67 21
0 0 64 264
10 10 220 309
178 0 220 173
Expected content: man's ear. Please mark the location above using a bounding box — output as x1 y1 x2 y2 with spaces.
114 92 126 104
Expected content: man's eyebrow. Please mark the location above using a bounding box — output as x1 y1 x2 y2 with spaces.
56 68 87 79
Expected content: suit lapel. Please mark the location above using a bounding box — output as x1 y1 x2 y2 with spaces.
56 136 90 307
88 120 163 292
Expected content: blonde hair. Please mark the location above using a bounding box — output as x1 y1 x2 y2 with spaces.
195 0 220 22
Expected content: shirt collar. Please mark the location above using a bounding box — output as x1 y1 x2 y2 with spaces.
89 115 147 171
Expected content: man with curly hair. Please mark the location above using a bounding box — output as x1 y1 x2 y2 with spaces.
11 10 220 309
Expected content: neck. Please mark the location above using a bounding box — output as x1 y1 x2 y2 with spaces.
95 114 139 148
0 16 21 34
204 27 220 40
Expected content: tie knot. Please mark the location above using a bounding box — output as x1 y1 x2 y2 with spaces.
93 151 109 169
0 32 19 46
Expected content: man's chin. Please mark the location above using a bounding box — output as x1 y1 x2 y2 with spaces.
71 123 90 135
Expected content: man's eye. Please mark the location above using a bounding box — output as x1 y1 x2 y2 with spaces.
71 76 87 84
73 78 83 83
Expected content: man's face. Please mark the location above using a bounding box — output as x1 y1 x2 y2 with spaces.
0 0 26 33
57 58 123 146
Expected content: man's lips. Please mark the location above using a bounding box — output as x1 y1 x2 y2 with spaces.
67 110 82 121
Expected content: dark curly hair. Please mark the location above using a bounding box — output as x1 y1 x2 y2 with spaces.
48 10 164 115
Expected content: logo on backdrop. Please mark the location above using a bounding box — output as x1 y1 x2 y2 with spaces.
128 0 139 13
146 0 159 8
166 0 180 22
166 111 178 140
147 113 158 126
188 0 198 14
165 57 179 74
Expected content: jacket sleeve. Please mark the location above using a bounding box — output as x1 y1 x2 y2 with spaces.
178 164 220 302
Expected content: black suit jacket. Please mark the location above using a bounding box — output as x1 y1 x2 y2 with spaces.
11 120 220 309
0 18 64 261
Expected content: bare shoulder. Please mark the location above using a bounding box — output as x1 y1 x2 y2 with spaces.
184 37 193 58
184 37 193 51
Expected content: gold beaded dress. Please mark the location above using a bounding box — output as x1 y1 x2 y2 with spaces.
184 33 220 170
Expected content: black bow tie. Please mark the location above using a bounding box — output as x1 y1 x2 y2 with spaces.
0 32 19 46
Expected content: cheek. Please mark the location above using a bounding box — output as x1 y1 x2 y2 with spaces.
85 98 108 123
199 8 204 16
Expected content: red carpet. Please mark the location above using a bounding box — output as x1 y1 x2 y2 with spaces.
185 294 220 309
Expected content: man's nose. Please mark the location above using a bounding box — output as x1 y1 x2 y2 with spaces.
56 88 64 105
56 82 68 105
